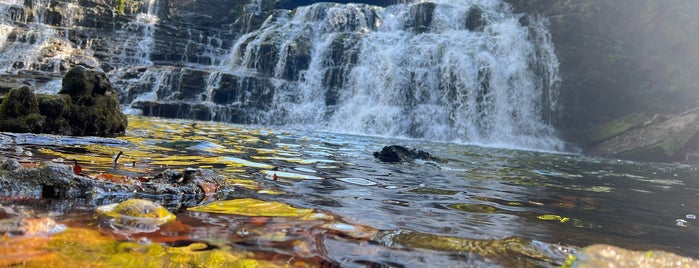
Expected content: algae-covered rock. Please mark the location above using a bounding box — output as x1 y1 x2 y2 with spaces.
96 198 175 232
0 86 45 133
59 66 128 136
585 113 649 145
568 244 699 268
0 67 127 136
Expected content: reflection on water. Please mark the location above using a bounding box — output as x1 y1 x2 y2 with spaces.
1 116 699 267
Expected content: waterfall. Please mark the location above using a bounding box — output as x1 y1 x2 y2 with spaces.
0 0 91 75
0 0 564 151
222 0 564 150
111 0 159 66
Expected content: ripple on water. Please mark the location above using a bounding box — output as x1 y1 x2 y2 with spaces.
335 177 378 186
261 170 324 180
294 167 317 173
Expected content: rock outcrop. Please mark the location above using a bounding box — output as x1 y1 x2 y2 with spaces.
588 108 699 163
0 67 127 136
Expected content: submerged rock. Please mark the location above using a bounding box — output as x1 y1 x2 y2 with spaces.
0 67 127 137
0 216 67 237
96 198 176 232
373 145 437 163
568 244 699 268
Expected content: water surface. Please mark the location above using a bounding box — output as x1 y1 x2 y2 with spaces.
1 116 698 267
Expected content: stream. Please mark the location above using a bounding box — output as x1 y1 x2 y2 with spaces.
1 116 698 267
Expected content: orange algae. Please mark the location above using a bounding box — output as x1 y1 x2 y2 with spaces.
0 227 313 267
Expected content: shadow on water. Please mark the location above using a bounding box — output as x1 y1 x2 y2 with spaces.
1 116 699 266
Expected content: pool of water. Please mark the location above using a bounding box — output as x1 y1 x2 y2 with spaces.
1 116 698 267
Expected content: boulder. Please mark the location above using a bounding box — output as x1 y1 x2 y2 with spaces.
0 67 128 136
588 107 699 163
373 145 437 163
0 86 45 133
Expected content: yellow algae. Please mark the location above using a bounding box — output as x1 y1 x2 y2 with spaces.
187 198 314 217
299 212 335 221
227 178 261 191
449 203 500 213
537 214 562 221
96 199 175 231
2 227 284 268
261 170 324 180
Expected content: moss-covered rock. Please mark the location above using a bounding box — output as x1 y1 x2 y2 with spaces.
0 67 127 137
584 112 649 145
588 108 699 162
0 86 45 133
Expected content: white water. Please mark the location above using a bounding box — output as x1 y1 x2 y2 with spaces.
223 0 564 151
111 0 159 66
0 0 89 74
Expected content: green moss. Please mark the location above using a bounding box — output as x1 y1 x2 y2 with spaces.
0 87 48 133
0 86 40 117
586 113 649 144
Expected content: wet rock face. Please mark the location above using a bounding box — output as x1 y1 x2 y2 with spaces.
406 2 436 33
587 108 699 163
373 145 437 163
0 67 127 136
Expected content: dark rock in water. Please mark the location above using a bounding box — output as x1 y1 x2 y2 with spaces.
465 5 486 31
0 67 127 137
373 145 437 163
0 157 229 202
406 2 436 33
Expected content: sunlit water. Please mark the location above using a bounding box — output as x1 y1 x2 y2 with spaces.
1 116 699 267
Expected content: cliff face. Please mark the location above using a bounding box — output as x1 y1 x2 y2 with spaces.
506 0 699 147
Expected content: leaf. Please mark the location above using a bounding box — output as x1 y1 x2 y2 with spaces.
195 179 218 195
95 173 128 184
187 198 313 217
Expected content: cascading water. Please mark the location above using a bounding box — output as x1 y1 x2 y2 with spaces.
0 0 565 151
0 0 90 74
222 0 564 151
111 0 159 66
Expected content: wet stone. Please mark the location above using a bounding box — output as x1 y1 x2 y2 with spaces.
373 145 438 163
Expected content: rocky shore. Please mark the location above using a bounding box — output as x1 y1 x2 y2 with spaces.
0 157 230 205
